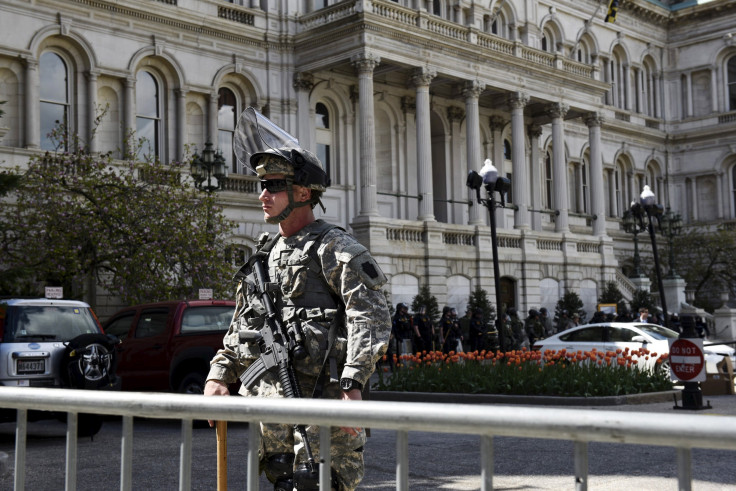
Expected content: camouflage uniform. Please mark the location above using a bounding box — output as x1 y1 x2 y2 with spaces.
207 220 391 490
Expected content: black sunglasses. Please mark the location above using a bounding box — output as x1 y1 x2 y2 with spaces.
260 179 289 193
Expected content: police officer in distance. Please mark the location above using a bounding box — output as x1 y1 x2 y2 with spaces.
205 108 391 491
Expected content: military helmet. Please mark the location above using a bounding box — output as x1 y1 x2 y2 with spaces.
253 147 330 192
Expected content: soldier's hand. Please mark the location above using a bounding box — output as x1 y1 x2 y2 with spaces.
205 379 230 427
340 389 363 436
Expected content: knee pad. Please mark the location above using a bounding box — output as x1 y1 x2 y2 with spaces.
293 464 345 491
264 453 295 484
292 463 320 490
274 478 293 491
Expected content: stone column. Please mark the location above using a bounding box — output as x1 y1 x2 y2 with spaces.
586 112 606 236
293 72 314 150
463 80 484 225
489 115 506 228
208 91 218 149
87 71 99 153
528 123 543 231
411 67 436 221
654 73 662 119
627 170 635 208
489 115 505 176
176 89 187 162
509 92 529 230
124 76 136 156
24 57 40 149
352 53 381 217
546 102 569 232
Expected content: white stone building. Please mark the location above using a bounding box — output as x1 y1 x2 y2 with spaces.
1 0 735 322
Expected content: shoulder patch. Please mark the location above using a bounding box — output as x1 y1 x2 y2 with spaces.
336 243 368 263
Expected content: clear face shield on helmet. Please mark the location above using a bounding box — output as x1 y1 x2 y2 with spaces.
233 107 300 173
233 107 329 223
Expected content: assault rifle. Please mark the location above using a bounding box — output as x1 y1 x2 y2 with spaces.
237 253 318 477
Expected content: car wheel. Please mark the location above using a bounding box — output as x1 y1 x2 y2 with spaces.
656 357 671 376
61 333 117 390
178 372 206 394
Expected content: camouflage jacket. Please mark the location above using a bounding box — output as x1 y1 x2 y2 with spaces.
207 220 391 390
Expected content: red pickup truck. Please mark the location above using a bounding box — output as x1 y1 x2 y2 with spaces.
102 300 235 394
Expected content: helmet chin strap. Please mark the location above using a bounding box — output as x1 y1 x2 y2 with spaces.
264 181 313 224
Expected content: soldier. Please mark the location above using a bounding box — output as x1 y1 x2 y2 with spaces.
524 309 544 346
204 108 391 491
412 305 435 352
392 302 413 355
506 308 527 350
468 308 486 352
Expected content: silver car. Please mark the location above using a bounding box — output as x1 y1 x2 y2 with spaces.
0 298 119 436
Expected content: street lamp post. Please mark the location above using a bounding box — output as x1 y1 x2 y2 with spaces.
621 208 647 278
659 206 683 278
628 185 668 327
190 141 228 193
467 159 511 351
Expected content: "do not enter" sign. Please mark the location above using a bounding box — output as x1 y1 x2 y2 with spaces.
668 338 706 382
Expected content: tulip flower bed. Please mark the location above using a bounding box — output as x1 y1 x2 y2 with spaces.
375 347 673 397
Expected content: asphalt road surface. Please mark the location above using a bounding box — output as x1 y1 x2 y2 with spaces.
1 395 735 490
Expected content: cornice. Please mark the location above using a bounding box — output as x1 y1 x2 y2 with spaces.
66 0 267 49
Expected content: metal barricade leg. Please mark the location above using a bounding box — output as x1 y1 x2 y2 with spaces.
15 409 27 491
319 426 331 491
481 435 493 491
121 415 133 491
574 441 588 491
677 447 692 491
396 430 408 491
180 419 192 491
247 423 260 491
65 412 78 490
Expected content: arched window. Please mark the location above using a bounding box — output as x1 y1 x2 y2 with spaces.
503 139 511 160
581 160 590 213
315 102 332 181
40 52 69 151
218 87 237 173
136 70 161 160
608 47 628 110
544 151 553 209
728 56 736 112
541 33 549 52
614 164 624 217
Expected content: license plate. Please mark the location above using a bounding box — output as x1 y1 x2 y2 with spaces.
17 359 45 374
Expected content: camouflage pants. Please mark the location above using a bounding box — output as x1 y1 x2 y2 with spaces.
245 372 366 491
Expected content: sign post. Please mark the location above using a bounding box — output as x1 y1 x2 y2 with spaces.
672 315 711 410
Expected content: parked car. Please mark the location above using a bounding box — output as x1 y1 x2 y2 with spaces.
0 298 120 436
532 322 736 373
103 300 235 394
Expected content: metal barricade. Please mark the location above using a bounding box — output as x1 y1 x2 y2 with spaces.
1 386 735 490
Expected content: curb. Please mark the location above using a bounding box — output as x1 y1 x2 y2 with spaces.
370 390 681 406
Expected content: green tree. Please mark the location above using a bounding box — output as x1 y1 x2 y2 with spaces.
0 130 235 304
411 284 440 325
598 281 626 314
466 286 496 326
670 226 736 312
555 290 586 323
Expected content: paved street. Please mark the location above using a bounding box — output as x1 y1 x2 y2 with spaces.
0 394 735 490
